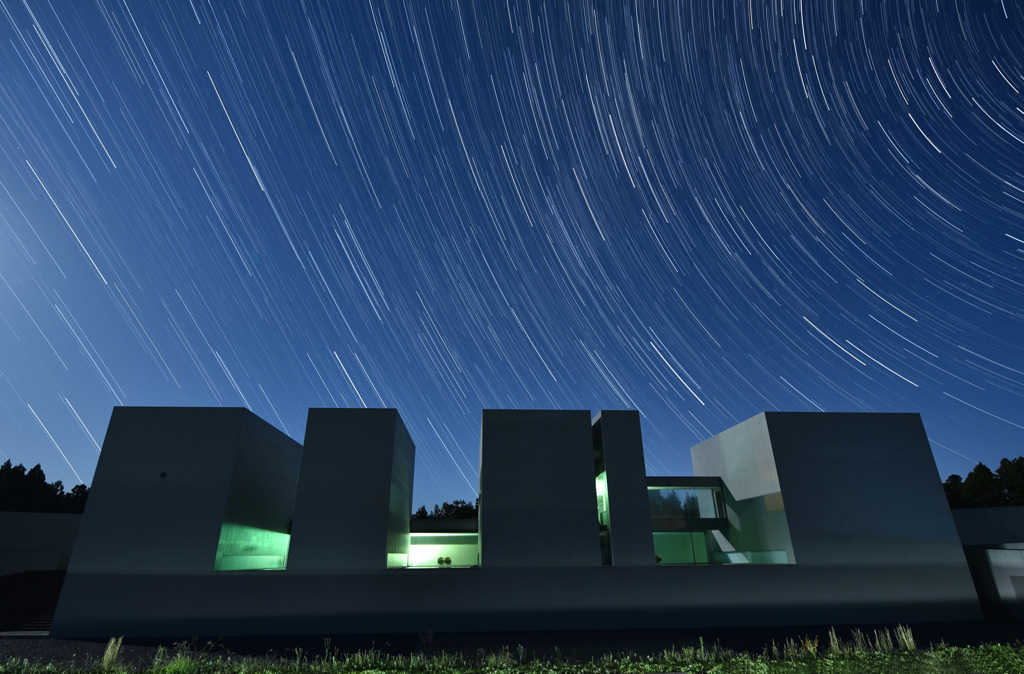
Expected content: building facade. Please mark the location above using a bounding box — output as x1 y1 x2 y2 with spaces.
50 408 986 638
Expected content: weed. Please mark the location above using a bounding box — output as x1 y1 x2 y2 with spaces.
894 623 916 652
873 628 894 653
801 634 818 657
850 628 868 653
100 637 122 672
151 646 165 669
10 625 1024 674
826 626 845 655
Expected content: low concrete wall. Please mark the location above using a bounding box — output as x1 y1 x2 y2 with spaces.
953 506 1024 546
0 512 81 577
50 561 982 638
953 507 1024 617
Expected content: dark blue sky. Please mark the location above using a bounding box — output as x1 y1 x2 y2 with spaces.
1 1 1021 509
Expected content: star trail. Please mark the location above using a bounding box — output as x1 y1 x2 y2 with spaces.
1 1 1022 508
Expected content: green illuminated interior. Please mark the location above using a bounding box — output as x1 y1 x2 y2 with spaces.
595 471 609 526
214 522 291 571
408 532 479 567
653 531 708 565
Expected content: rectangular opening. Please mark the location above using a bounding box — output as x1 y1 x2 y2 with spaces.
648 487 724 519
646 481 791 565
213 522 290 571
595 471 609 527
408 532 479 567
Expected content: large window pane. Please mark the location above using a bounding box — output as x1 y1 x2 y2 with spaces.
653 532 693 564
692 531 709 564
648 487 722 518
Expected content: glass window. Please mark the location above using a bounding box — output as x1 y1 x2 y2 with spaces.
652 531 709 565
692 531 709 564
648 487 723 519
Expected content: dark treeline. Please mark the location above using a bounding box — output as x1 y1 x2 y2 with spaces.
0 460 89 513
412 499 477 519
648 489 699 518
403 456 1024 518
944 457 1024 509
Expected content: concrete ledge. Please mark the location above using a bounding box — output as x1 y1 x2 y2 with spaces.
50 563 983 638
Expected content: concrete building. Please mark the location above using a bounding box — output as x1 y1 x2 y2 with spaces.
288 408 415 571
479 410 601 568
50 408 989 638
953 505 1024 618
0 512 80 578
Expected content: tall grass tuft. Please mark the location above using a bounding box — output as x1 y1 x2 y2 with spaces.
151 645 165 669
894 623 916 652
873 628 894 653
101 637 122 672
850 627 868 653
826 626 848 655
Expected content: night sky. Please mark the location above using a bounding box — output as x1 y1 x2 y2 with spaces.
1 1 1022 509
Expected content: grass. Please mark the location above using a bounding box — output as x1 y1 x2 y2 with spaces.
2 627 1023 674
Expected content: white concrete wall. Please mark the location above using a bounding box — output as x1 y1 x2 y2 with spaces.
479 410 601 568
695 412 980 616
764 412 971 568
61 407 299 576
224 414 303 533
386 415 416 567
287 408 414 571
52 407 301 636
592 411 655 566
692 414 795 562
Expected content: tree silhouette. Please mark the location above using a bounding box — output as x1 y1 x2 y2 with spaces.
648 489 667 517
0 460 89 513
943 473 966 509
962 462 1003 507
682 492 700 518
411 498 477 519
650 489 693 517
997 457 1024 506
943 456 1024 509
